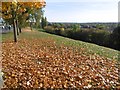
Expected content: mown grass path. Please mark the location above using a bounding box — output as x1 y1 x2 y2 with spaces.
1 28 120 88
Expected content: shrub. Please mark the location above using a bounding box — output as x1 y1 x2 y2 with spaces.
60 28 65 31
60 28 72 37
90 30 110 45
44 26 55 34
109 26 120 50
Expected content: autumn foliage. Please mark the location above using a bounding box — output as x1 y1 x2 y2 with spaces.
2 1 45 19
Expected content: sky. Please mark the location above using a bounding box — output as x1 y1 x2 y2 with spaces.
44 0 119 23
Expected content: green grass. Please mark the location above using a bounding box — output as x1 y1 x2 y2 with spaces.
0 32 14 42
39 31 119 60
2 29 120 60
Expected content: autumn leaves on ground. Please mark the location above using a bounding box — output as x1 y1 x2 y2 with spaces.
2 28 120 88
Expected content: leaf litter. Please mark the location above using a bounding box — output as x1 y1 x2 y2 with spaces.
2 37 120 88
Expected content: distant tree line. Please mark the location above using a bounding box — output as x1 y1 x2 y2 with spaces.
43 23 120 51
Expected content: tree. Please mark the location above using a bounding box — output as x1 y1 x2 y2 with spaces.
2 1 46 42
41 16 47 29
72 24 80 31
34 9 43 28
96 24 106 29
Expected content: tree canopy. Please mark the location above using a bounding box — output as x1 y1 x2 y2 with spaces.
2 0 46 20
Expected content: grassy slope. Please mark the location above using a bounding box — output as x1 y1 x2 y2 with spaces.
1 29 120 60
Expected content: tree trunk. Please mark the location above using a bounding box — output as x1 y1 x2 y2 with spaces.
13 19 17 42
30 22 32 30
17 28 19 35
19 27 22 33
16 20 19 35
